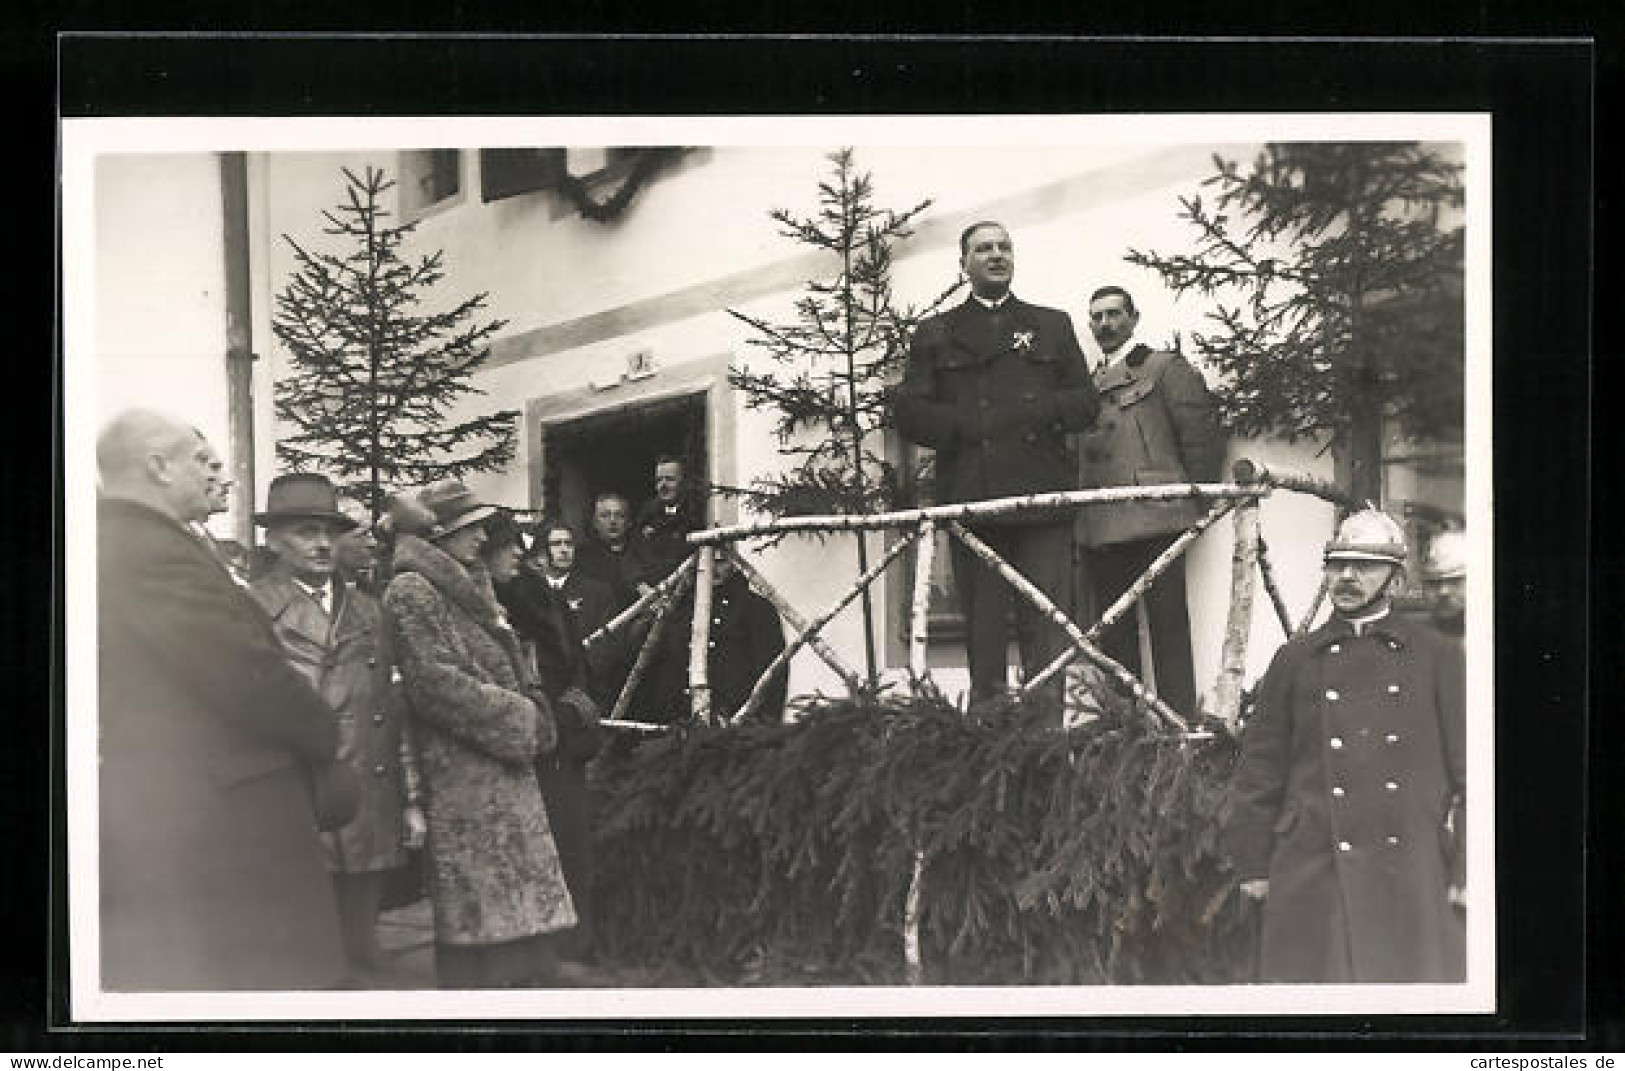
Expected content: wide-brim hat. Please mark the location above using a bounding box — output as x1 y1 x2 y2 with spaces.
417 479 498 542
253 473 357 529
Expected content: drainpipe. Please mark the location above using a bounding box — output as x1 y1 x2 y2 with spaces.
220 152 256 545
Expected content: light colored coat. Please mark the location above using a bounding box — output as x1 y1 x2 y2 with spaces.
1076 345 1226 547
252 569 415 873
383 534 575 946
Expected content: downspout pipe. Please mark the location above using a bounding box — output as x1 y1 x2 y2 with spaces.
219 152 256 545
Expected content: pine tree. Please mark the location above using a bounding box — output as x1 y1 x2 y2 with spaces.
272 166 516 520
725 148 960 680
1125 142 1464 504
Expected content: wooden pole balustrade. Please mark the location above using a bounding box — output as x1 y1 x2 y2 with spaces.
948 521 1189 733
689 483 1268 544
1234 459 1359 510
728 529 923 727
1295 575 1329 637
908 519 937 680
688 545 717 724
581 554 698 651
1022 498 1237 697
1212 492 1262 726
1255 533 1295 638
608 561 696 725
903 848 926 986
723 550 865 696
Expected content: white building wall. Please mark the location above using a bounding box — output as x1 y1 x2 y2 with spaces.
93 153 233 532
249 143 1343 706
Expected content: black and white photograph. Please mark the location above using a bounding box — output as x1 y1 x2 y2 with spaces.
62 111 1496 1021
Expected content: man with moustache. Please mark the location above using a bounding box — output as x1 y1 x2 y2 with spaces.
892 221 1099 706
1077 285 1224 719
1226 509 1466 982
251 474 423 984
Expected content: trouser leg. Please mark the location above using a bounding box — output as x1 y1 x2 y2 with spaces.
1009 520 1075 710
950 528 1015 701
1090 537 1197 717
331 870 386 970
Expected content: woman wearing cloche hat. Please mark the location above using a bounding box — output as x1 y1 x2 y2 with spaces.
382 479 578 987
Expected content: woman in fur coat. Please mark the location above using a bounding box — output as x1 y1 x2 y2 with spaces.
383 481 577 988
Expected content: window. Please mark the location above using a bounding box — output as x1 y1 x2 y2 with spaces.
398 149 463 217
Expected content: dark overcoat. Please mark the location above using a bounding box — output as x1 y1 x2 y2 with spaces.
96 498 347 990
1226 613 1466 982
893 295 1100 506
1076 344 1226 547
644 572 789 725
251 569 413 874
574 538 636 610
627 498 701 590
384 535 576 946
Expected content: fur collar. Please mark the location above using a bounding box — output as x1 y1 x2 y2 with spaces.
391 533 506 631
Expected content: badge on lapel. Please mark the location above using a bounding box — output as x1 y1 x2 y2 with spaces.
1013 330 1036 352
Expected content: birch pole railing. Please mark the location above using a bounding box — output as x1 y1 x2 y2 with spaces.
583 462 1348 735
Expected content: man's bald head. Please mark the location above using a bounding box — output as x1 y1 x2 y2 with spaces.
97 408 220 523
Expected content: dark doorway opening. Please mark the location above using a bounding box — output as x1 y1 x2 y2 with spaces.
539 391 709 535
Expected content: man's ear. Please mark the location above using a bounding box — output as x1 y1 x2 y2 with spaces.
145 450 173 485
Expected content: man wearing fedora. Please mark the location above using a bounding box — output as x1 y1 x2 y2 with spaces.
251 473 425 985
1225 509 1465 982
95 409 356 990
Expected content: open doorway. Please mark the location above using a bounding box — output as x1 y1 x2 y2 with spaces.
538 391 709 535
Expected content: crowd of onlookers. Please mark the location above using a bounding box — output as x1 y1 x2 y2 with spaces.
96 409 786 990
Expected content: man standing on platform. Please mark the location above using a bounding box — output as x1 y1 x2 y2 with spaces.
892 221 1099 706
1077 285 1225 718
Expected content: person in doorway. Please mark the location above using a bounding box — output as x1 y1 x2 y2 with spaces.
1225 509 1465 982
1076 285 1225 719
96 408 355 990
891 221 1099 707
383 480 580 987
250 473 425 986
627 455 702 596
575 490 637 609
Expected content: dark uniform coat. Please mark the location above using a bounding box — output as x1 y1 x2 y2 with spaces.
644 572 789 725
574 538 636 610
1076 344 1226 548
627 498 701 591
893 295 1099 505
97 497 348 990
1226 613 1466 982
251 569 415 874
383 534 576 947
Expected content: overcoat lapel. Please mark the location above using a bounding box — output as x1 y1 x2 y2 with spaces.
1094 343 1154 392
945 297 1043 365
255 571 334 648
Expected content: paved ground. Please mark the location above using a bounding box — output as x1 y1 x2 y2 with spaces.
371 898 438 988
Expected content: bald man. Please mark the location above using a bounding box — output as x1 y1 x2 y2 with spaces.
96 408 354 990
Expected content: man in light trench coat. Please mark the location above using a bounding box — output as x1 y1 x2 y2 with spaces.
1226 509 1466 982
251 473 426 983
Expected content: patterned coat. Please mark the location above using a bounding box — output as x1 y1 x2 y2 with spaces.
893 295 1100 506
1076 344 1226 547
251 569 417 873
383 534 576 946
96 498 347 990
1226 613 1466 982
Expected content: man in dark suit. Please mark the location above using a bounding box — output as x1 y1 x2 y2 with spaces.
95 408 355 990
627 455 701 597
893 222 1100 706
1077 285 1225 718
574 491 637 610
